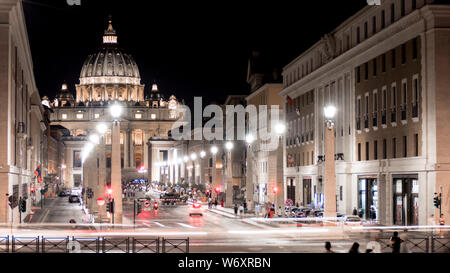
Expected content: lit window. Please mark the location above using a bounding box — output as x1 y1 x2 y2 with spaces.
95 114 100 119
76 114 83 120
135 113 142 119
62 114 67 120
151 114 156 120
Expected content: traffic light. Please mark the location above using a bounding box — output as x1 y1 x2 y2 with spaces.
434 194 441 208
110 199 115 214
106 200 111 213
273 186 279 194
19 198 26 213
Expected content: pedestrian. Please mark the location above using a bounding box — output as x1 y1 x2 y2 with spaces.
324 242 334 253
352 207 358 216
234 204 238 216
214 198 218 208
349 242 360 253
277 206 283 218
239 204 244 218
221 199 224 207
389 231 403 253
243 201 247 214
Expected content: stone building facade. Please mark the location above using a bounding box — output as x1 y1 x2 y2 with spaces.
280 0 450 225
0 0 47 223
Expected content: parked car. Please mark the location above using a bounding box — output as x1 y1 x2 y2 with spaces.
58 191 68 197
69 195 80 203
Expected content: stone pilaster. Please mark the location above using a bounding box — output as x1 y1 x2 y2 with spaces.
324 124 337 218
111 120 123 224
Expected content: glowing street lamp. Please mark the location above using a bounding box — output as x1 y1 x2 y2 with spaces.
246 134 255 145
191 153 197 160
200 151 206 159
275 123 286 136
211 146 218 155
110 103 123 119
225 141 234 151
96 123 108 135
183 156 189 163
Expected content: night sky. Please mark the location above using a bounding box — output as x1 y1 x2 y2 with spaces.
23 0 367 106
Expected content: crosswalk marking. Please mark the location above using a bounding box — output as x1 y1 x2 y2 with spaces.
177 223 196 229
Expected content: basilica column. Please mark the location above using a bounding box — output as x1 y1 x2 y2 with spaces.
143 130 149 179
124 129 129 168
111 120 123 224
129 130 135 168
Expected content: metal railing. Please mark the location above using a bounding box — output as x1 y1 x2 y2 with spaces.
0 236 9 253
42 237 70 253
12 237 39 253
0 236 189 253
162 238 189 253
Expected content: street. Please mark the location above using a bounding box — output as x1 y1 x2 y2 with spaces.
0 193 431 253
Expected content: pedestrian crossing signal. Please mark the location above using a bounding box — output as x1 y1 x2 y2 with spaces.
434 194 441 208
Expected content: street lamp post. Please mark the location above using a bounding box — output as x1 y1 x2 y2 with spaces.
110 103 123 224
324 105 337 219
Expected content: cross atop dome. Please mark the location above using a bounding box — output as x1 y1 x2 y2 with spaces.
103 15 118 44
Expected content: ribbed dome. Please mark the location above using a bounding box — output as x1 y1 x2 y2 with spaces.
79 18 140 79
80 48 140 79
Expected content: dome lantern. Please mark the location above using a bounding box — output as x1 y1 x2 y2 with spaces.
103 15 118 44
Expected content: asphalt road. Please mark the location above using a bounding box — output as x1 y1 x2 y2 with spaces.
0 193 444 253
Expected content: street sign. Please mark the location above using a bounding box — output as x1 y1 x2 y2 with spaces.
286 199 293 207
143 200 151 208
96 198 105 206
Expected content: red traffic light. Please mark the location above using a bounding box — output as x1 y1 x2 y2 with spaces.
107 188 112 195
153 202 159 208
214 186 220 194
30 186 35 193
273 186 279 194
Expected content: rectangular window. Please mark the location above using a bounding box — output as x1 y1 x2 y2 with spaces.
393 138 397 158
401 43 406 64
365 62 369 80
381 10 386 29
357 66 361 83
403 136 407 158
373 58 377 77
373 16 377 34
412 38 418 59
415 134 419 156
358 143 361 161
402 81 407 105
392 49 396 68
383 139 387 159
382 88 387 110
366 142 370 161
401 0 405 16
391 3 395 23
62 114 67 120
412 0 417 10
374 140 378 160
76 114 83 120
364 22 368 39
357 27 360 43
382 54 386 72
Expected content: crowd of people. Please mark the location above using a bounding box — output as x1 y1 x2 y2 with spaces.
122 180 151 197
324 231 410 253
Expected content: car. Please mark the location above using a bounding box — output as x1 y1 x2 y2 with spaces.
69 195 80 203
342 215 363 226
58 191 68 197
189 202 203 216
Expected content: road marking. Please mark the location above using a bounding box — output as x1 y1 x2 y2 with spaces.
177 223 196 229
154 222 166 227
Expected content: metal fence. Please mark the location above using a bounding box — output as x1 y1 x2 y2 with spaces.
0 236 188 253
376 236 450 253
162 238 189 253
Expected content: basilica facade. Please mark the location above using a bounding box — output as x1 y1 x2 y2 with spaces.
44 19 183 188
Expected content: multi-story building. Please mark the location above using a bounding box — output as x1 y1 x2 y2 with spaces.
280 0 450 225
0 0 47 223
162 95 248 207
245 51 285 210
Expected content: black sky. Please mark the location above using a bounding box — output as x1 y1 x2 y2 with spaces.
23 0 367 106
